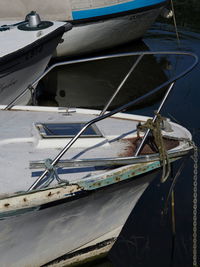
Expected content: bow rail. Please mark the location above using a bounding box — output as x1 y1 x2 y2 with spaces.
4 50 197 191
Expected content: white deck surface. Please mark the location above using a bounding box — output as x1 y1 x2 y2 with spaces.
0 107 191 195
0 20 66 58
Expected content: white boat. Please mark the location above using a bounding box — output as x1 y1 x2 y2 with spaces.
0 51 197 266
0 0 169 57
0 12 71 105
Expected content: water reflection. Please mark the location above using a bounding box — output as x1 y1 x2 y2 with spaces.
108 25 200 267
37 41 173 110
160 0 200 32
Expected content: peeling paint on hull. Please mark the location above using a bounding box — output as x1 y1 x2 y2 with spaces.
0 171 158 267
0 161 161 217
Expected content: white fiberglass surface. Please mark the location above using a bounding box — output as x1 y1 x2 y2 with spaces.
0 108 191 194
0 109 138 194
0 21 65 58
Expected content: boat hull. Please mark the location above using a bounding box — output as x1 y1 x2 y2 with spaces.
0 171 156 267
0 0 168 57
0 32 64 105
56 7 164 57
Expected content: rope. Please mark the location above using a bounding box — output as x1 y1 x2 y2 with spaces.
161 141 198 266
41 158 69 188
137 113 171 182
170 0 180 45
164 156 188 214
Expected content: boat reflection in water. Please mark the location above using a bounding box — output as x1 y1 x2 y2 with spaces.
38 41 172 110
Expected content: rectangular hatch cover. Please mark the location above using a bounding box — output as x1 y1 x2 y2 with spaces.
36 122 103 138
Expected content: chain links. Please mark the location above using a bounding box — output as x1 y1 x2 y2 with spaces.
191 141 198 267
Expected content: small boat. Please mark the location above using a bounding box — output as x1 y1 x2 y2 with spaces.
0 11 71 105
0 51 197 266
0 0 169 57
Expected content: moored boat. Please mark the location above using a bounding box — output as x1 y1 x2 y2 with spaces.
0 106 194 266
0 50 198 266
0 12 71 105
0 0 169 57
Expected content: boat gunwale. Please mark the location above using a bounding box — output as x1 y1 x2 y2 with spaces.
0 23 69 66
0 145 192 214
0 160 173 217
69 0 168 24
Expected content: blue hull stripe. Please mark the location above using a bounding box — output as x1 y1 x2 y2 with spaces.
72 0 166 20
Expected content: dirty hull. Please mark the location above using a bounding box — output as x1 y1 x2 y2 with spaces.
56 8 163 57
0 171 157 267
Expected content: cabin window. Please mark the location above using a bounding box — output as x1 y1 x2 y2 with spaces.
36 122 102 138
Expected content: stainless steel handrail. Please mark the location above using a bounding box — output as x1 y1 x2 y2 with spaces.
5 51 198 110
30 147 192 169
135 82 175 156
27 51 198 191
99 54 144 116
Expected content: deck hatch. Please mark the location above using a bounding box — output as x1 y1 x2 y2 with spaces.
36 122 103 138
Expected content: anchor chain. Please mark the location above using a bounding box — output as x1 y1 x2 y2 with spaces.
191 141 198 267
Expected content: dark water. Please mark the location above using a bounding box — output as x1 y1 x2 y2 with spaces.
38 3 200 266
109 28 200 266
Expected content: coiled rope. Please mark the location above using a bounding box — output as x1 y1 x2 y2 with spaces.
137 113 171 183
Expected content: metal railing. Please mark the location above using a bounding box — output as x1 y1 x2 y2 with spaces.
5 50 197 191
5 51 198 111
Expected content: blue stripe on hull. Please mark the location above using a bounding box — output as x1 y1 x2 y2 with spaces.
72 0 166 20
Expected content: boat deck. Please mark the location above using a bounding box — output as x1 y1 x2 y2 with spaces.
0 106 191 195
0 107 139 194
0 20 65 58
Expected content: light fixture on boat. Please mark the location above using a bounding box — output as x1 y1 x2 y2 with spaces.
26 11 41 28
18 11 53 31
